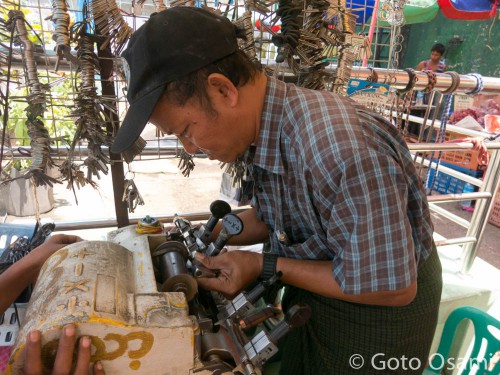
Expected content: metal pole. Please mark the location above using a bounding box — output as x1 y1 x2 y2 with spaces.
461 146 500 273
408 142 500 152
4 46 500 94
348 67 500 94
51 208 247 231
0 143 188 159
362 0 380 67
95 39 129 228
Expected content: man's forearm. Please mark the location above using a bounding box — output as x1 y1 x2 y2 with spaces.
212 207 269 246
275 256 417 306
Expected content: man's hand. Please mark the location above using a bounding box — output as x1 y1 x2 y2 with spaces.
26 234 83 283
24 324 105 375
195 250 262 299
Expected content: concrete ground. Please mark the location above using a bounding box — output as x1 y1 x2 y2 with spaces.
3 156 499 270
431 201 500 270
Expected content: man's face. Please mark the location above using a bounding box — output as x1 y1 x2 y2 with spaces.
149 94 247 163
430 51 442 63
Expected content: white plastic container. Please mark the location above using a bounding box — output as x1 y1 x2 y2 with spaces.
0 304 27 346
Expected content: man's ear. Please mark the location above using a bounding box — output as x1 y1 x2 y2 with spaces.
207 73 238 107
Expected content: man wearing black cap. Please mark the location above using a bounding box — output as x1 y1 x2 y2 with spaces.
112 6 442 374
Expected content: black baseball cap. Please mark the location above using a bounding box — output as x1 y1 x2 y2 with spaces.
111 7 239 154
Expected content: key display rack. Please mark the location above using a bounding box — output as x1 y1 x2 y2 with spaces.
0 0 499 225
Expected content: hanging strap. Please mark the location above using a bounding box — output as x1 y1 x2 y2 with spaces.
424 94 454 194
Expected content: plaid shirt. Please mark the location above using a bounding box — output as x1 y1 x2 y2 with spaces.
249 77 434 295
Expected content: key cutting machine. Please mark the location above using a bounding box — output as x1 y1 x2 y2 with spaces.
7 201 311 374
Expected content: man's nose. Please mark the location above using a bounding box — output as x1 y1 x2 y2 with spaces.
181 138 198 154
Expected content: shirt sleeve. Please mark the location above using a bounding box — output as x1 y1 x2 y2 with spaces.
320 150 417 295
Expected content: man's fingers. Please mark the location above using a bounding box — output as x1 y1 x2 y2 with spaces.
197 275 224 291
24 330 43 375
53 324 77 375
194 252 213 268
197 272 239 299
48 234 84 245
73 336 91 375
59 235 84 244
93 361 106 375
195 252 225 269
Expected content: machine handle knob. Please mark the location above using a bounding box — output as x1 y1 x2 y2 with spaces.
210 200 232 220
246 271 283 303
199 200 232 245
212 214 244 254
206 200 232 232
268 304 311 343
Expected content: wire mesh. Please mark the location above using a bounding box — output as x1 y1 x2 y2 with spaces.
0 0 404 196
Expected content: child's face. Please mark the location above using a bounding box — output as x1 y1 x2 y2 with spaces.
430 51 442 62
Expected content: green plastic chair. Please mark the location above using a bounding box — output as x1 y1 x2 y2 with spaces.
424 306 500 374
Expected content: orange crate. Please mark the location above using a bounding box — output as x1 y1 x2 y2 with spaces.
442 131 486 171
440 150 484 171
488 187 500 228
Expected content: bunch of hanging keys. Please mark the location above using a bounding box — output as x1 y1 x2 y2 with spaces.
122 178 144 213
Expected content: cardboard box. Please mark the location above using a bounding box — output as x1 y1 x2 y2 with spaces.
488 186 500 228
472 94 500 108
426 163 484 196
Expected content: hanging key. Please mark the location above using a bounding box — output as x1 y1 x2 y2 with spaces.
122 179 132 202
178 150 195 177
122 179 144 213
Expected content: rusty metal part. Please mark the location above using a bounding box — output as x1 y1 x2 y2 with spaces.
122 177 145 213
324 1 357 93
161 272 198 301
58 22 112 189
7 11 44 100
91 0 133 55
271 0 301 64
197 332 236 373
247 0 277 15
48 0 77 69
220 157 247 189
234 10 258 61
133 0 166 14
152 0 167 12
169 0 195 7
5 10 59 187
239 305 281 330
153 241 198 301
178 149 195 177
192 261 219 278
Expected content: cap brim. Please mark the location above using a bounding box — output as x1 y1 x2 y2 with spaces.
111 85 165 154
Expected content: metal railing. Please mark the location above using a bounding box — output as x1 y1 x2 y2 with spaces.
403 117 500 273
47 136 499 275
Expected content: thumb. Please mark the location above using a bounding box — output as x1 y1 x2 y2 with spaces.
63 235 84 244
194 252 219 269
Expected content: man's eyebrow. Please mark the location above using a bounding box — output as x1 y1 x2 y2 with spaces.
149 120 172 135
